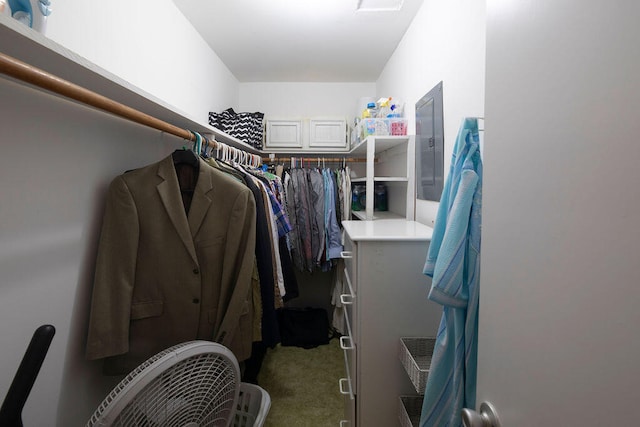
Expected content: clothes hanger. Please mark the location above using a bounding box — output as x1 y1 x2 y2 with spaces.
193 132 203 156
201 135 211 158
171 131 200 169
220 144 227 162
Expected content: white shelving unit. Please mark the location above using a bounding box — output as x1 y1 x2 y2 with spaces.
349 135 416 221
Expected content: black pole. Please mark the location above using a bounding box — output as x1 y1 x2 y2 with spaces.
0 324 56 427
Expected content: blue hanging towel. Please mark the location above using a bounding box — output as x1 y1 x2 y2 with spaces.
420 117 482 427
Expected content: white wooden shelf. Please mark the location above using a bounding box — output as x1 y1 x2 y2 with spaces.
351 210 406 221
352 176 408 183
349 135 409 156
349 135 415 221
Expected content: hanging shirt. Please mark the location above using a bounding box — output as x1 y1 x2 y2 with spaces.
234 166 280 348
324 168 343 260
255 178 286 304
308 169 326 266
250 170 292 239
420 118 482 427
292 169 314 271
283 171 303 270
339 166 352 222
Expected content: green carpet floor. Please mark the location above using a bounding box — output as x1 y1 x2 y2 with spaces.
257 338 345 426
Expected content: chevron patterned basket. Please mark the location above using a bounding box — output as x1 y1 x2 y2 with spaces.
209 108 264 149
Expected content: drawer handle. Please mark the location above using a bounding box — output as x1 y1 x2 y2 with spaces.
340 335 354 350
340 251 353 259
340 293 354 305
340 421 350 426
339 378 352 396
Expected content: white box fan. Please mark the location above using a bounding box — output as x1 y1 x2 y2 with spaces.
86 341 271 427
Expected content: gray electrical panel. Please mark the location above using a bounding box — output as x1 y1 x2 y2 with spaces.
415 81 444 201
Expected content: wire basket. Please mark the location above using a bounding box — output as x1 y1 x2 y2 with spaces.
398 395 423 427
399 337 436 394
233 382 271 427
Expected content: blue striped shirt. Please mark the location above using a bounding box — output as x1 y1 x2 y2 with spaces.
420 118 482 427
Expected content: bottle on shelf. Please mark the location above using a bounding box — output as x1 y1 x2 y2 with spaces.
362 102 379 119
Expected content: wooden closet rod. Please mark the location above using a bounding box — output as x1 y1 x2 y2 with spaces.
0 51 195 142
263 156 370 163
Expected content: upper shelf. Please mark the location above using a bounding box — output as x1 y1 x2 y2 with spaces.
349 135 412 156
0 16 259 153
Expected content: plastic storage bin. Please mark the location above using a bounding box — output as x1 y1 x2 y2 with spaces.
234 382 271 427
398 395 423 427
389 117 408 135
358 118 408 139
399 337 436 394
361 118 389 137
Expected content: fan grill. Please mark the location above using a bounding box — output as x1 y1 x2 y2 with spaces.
88 342 240 427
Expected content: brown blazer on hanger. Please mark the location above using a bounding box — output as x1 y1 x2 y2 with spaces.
86 155 256 375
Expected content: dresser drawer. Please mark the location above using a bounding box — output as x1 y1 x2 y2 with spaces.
341 233 357 292
341 305 357 392
341 391 355 426
341 268 357 346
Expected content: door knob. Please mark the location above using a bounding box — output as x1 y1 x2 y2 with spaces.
462 401 501 427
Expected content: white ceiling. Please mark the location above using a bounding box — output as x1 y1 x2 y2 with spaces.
173 0 424 82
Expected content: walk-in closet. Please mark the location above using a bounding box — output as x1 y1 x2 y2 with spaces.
1 1 639 426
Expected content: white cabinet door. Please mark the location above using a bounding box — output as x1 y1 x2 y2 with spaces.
309 119 348 149
265 119 302 149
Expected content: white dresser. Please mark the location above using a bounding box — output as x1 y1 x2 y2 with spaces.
338 220 442 426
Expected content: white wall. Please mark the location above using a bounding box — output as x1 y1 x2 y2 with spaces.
478 1 640 425
45 0 239 123
239 81 376 122
0 77 183 426
376 0 486 226
1 3 241 425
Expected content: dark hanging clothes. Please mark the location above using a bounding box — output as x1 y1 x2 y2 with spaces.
292 169 313 271
238 171 280 348
279 236 299 303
